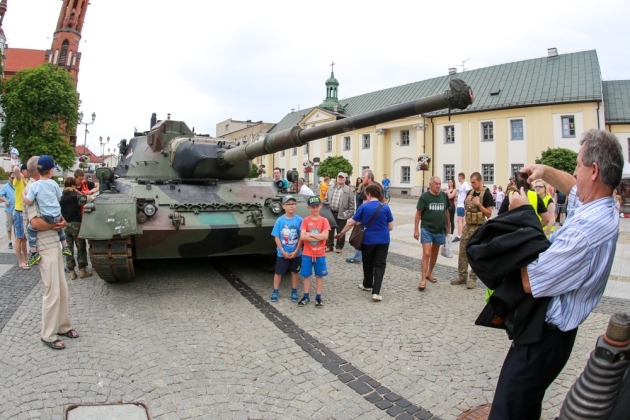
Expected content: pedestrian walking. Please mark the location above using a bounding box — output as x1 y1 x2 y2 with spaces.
414 176 450 290
488 129 624 420
453 172 471 242
346 169 384 264
446 178 456 234
335 184 394 301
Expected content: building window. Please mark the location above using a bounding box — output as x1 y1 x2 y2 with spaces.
304 143 309 155
444 165 455 182
59 40 69 67
481 122 494 141
445 126 455 144
362 166 370 172
511 119 524 140
401 166 410 183
343 136 351 151
280 150 285 157
401 130 410 146
292 147 297 156
562 116 575 138
362 134 370 149
511 164 524 176
482 164 494 183
326 137 332 152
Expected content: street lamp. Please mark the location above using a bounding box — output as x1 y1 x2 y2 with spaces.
78 111 96 149
99 135 110 164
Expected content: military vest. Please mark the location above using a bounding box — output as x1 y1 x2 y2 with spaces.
465 186 488 225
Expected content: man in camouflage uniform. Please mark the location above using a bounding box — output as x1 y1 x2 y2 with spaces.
60 177 92 279
451 172 494 289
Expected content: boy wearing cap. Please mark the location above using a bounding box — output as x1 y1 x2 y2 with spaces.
22 155 72 266
270 195 303 302
299 196 330 307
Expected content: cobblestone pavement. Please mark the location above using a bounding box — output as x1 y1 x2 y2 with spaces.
0 243 627 420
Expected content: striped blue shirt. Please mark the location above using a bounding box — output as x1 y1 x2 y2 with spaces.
528 184 619 331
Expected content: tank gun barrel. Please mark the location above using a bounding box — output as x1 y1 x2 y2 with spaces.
221 78 473 163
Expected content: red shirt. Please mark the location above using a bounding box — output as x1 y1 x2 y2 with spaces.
300 216 330 257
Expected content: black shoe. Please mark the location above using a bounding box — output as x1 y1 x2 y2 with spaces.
452 237 460 243
315 297 323 308
298 296 310 307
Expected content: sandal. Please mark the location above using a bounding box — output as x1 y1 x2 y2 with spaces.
426 274 437 283
417 281 426 291
41 338 65 350
58 329 79 338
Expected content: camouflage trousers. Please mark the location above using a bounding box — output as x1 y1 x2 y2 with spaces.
65 222 88 270
458 223 480 281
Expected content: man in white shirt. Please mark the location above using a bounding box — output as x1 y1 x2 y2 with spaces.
298 178 314 196
453 172 471 242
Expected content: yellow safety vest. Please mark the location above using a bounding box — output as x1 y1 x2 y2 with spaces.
541 195 555 234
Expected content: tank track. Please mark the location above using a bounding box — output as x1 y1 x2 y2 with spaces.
88 238 136 282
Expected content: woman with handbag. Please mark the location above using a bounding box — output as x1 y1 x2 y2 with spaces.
335 184 394 302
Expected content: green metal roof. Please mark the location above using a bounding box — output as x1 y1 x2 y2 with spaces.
603 80 630 124
269 50 603 134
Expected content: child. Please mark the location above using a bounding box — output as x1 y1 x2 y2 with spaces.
298 196 330 308
270 195 303 302
22 155 72 266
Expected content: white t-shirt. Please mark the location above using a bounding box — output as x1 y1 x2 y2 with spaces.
299 185 315 196
496 190 505 203
457 182 471 207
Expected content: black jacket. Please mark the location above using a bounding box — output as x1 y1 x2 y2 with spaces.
466 205 551 345
60 188 82 223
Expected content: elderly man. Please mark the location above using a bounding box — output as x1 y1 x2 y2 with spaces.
325 172 355 253
488 129 623 420
298 178 314 196
413 176 450 290
24 157 78 350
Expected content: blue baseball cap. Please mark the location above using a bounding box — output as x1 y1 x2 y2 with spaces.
282 195 296 204
37 155 55 171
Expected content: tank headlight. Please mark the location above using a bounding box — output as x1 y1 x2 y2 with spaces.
143 203 157 217
270 201 282 214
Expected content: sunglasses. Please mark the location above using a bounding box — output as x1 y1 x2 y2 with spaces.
534 186 545 189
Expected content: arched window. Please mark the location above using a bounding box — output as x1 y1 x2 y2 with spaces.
67 51 73 66
59 40 69 66
53 49 59 64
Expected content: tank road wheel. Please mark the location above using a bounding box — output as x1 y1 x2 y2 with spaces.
88 238 136 283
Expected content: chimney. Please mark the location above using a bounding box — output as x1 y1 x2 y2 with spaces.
291 108 295 113
150 112 157 128
448 67 457 75
547 48 558 58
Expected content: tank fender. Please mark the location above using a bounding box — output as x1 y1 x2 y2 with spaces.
78 196 143 240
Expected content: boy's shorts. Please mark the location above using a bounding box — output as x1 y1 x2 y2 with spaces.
456 207 465 217
275 255 301 275
300 255 328 278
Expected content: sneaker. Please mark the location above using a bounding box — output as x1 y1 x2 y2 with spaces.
8 242 12 250
27 252 41 267
372 294 383 302
270 290 279 302
358 284 372 291
61 246 72 256
291 290 299 302
298 296 310 307
452 237 460 243
346 258 362 264
315 297 323 308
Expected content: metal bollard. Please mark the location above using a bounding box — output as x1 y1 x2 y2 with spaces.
558 313 630 420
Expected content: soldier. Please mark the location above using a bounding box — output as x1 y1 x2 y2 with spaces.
451 172 494 289
60 177 92 279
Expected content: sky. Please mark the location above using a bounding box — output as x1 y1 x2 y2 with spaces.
3 0 630 156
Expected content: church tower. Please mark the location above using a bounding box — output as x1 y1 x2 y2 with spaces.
48 0 89 82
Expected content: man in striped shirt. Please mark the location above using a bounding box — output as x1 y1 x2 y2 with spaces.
489 129 624 420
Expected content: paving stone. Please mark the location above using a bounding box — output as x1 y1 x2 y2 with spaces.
386 405 405 416
375 399 394 410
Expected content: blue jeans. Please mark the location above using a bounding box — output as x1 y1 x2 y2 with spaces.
27 213 66 250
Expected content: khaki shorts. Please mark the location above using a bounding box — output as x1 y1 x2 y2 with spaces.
5 211 13 232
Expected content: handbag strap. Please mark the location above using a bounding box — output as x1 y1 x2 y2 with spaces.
363 203 383 230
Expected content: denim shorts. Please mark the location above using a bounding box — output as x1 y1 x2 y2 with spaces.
275 255 301 275
13 210 24 239
420 228 446 245
456 207 465 217
300 256 328 278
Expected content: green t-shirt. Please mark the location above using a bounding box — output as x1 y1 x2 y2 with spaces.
416 191 450 234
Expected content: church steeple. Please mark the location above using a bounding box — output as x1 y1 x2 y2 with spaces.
319 62 345 113
0 0 8 38
48 0 89 82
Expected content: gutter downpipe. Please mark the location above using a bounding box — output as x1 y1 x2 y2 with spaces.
596 101 601 129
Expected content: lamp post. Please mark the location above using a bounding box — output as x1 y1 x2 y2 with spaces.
78 111 96 149
99 135 110 166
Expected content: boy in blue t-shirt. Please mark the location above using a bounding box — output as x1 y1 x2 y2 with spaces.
270 195 303 302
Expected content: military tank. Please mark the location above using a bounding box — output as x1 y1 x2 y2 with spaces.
79 78 474 282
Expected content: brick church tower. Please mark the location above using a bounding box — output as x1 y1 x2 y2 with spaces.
47 0 90 82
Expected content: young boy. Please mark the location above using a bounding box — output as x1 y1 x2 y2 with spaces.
298 196 330 308
22 155 72 266
270 195 303 302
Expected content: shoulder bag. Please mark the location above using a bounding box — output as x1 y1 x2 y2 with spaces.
348 203 383 250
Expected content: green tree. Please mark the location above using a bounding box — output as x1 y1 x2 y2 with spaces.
1 64 79 170
317 155 353 180
248 162 259 179
535 147 578 174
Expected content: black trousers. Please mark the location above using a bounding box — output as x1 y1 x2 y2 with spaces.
326 213 347 250
448 205 455 234
361 243 389 295
489 326 578 420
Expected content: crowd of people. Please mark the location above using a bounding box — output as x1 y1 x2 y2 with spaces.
2 152 99 351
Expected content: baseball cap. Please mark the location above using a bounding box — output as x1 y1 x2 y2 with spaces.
37 155 55 171
337 172 347 178
307 196 322 207
282 195 296 204
10 148 19 156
